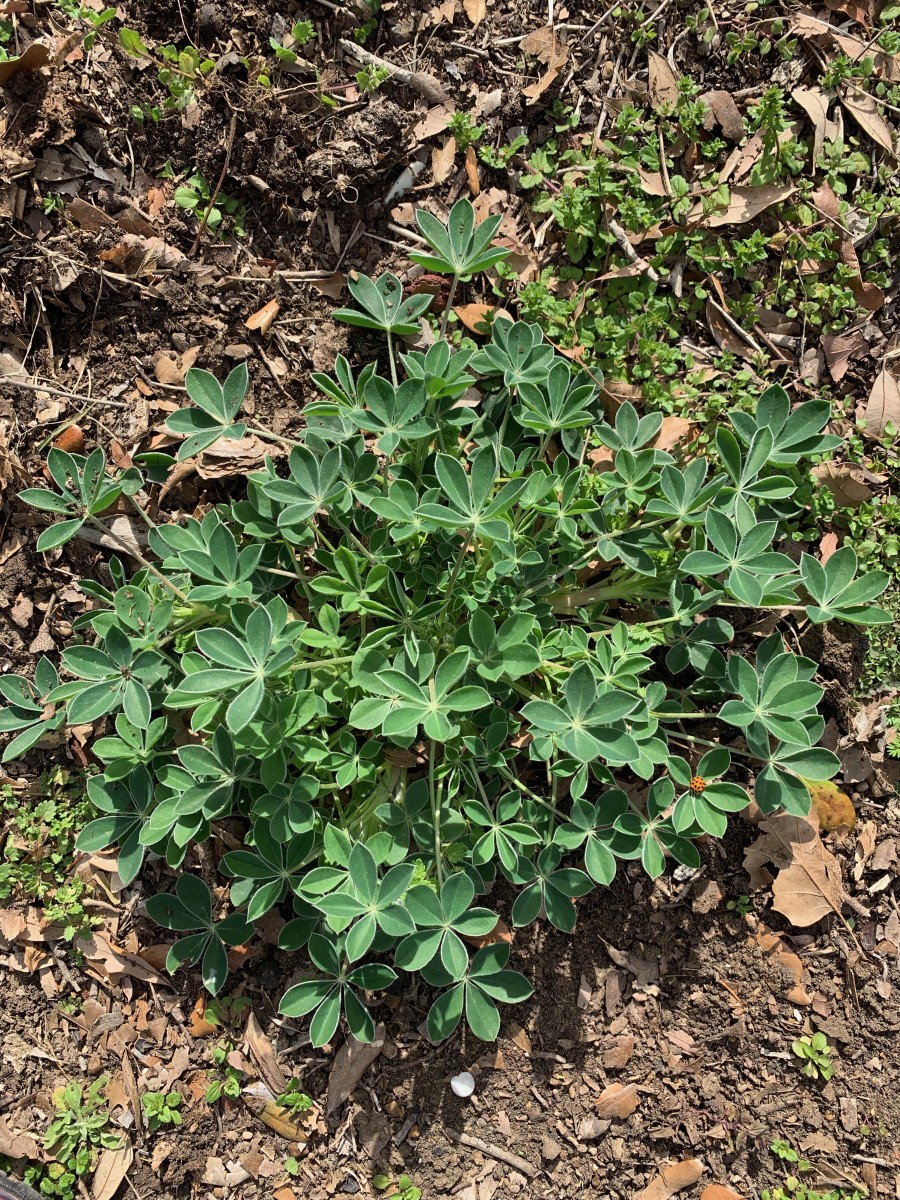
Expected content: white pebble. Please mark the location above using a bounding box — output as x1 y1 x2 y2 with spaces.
450 1071 475 1098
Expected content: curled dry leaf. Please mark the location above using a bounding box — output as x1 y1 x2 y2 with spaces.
0 1116 39 1160
258 1101 310 1141
245 299 280 334
700 90 744 140
594 1082 640 1119
245 1012 287 1097
635 1158 705 1200
700 1187 746 1200
464 144 480 196
194 435 283 481
0 41 50 84
521 25 567 65
100 235 188 277
864 369 900 438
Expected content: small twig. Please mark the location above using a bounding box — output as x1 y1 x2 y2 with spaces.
189 113 238 257
337 38 450 105
706 296 763 355
607 218 660 282
446 1130 538 1179
0 376 129 408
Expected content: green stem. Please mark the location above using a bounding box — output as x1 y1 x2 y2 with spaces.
85 514 189 603
386 331 398 387
428 735 443 888
439 274 460 342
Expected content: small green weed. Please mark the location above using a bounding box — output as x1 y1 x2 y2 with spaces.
791 1031 833 1081
277 1078 313 1113
119 29 214 120
448 110 486 152
0 768 98 940
42 1077 121 1198
142 1090 183 1131
725 893 751 915
53 0 115 47
355 64 390 92
206 1042 243 1103
174 173 246 237
374 1174 421 1200
764 1139 867 1200
203 993 252 1027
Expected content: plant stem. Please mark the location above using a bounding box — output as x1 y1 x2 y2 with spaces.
439 275 460 342
386 331 398 386
428 736 443 888
85 515 189 603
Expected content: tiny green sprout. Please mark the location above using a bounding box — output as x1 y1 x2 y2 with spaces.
277 1078 313 1113
285 1156 300 1176
771 1139 800 1163
791 1031 833 1081
206 1041 243 1103
374 1174 422 1200
356 64 390 92
142 1090 183 1131
725 893 751 915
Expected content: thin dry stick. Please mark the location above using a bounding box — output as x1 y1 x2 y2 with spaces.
337 38 450 105
446 1131 538 1179
0 376 129 408
189 113 238 257
706 296 763 355
607 218 660 282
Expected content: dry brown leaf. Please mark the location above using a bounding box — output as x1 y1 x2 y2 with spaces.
820 331 868 382
196 435 280 480
653 415 697 451
67 197 114 232
53 424 85 454
754 923 812 1004
792 86 840 163
745 813 847 927
189 994 218 1038
91 1137 133 1200
647 50 680 108
601 1034 635 1068
705 183 796 227
594 1082 640 1119
432 136 457 184
864 369 900 438
700 90 744 140
454 303 501 334
522 64 561 104
312 272 345 300
75 931 162 983
705 299 757 360
154 346 200 385
700 1187 746 1200
818 531 839 564
0 41 50 84
326 1025 385 1115
635 1158 705 1200
258 1102 309 1141
810 182 884 311
427 0 456 25
521 26 567 66
636 168 668 197
245 299 280 333
0 1116 39 1160
245 1012 287 1098
411 104 454 141
805 779 856 832
99 235 188 277
839 87 897 157
462 916 513 949
464 144 480 196
462 0 486 26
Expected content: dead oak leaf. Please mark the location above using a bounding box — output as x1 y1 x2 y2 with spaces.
701 1187 747 1200
703 183 796 227
635 1158 705 1200
594 1082 640 1119
462 0 486 26
839 87 897 158
647 50 679 108
745 813 847 927
864 368 900 438
653 415 696 451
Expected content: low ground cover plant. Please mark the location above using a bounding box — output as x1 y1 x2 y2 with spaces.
0 200 889 1048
